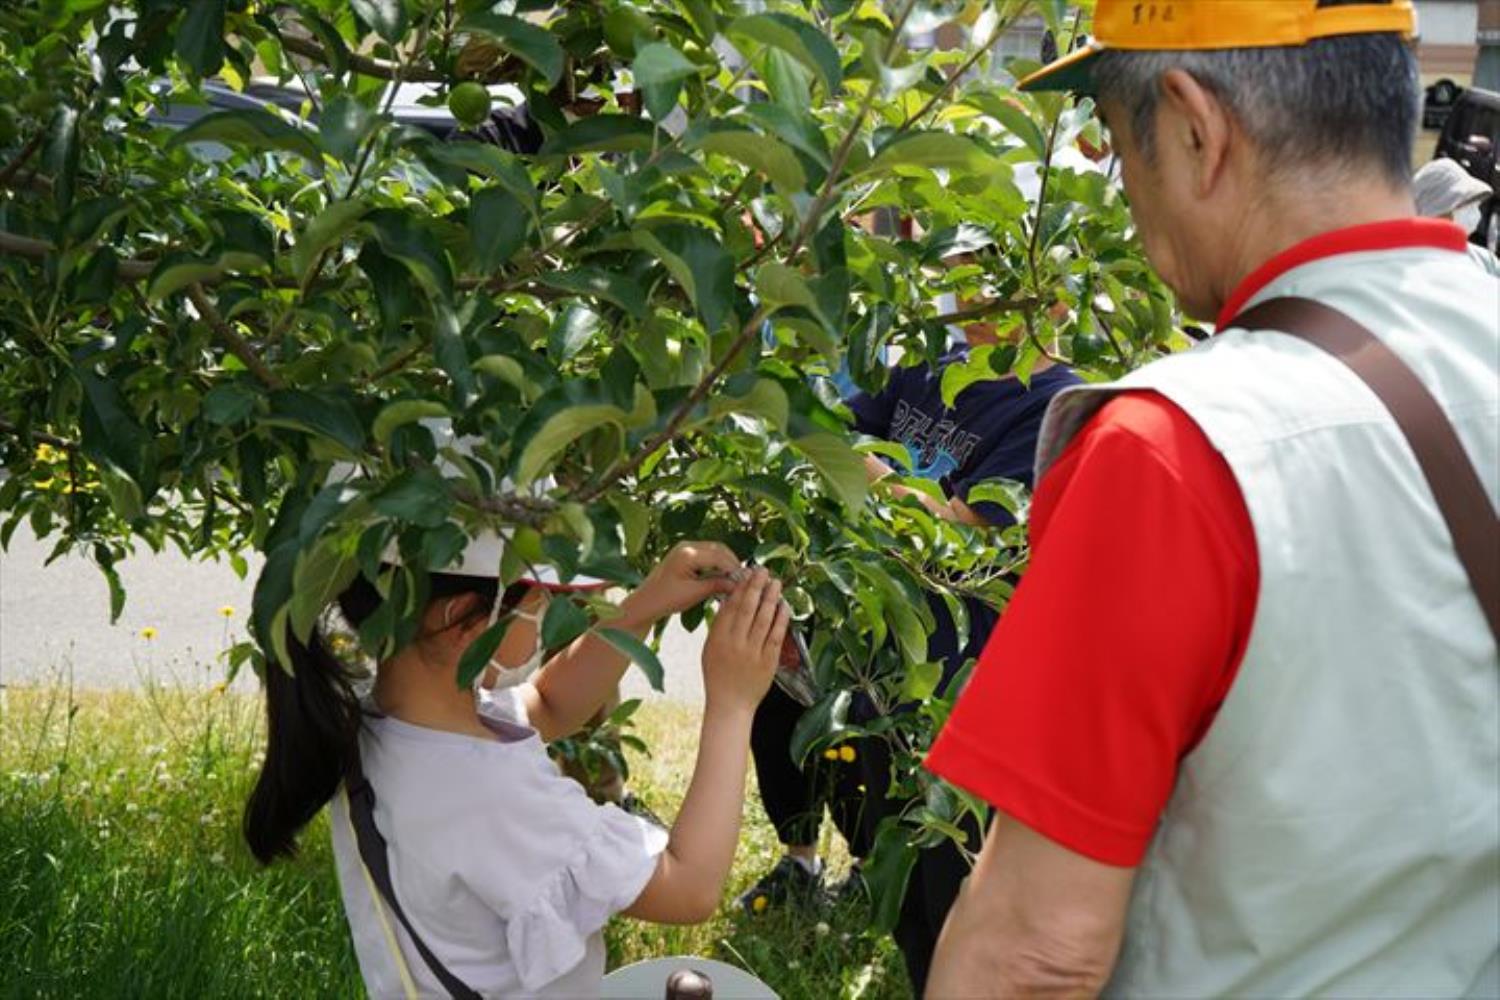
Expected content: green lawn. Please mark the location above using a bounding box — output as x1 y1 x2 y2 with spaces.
0 682 910 999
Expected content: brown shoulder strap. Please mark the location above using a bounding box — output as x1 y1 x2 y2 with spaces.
1232 296 1500 645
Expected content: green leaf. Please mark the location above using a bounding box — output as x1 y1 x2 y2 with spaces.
290 535 359 644
537 268 648 319
457 616 513 689
168 108 322 171
45 105 80 213
633 42 700 120
76 368 153 491
266 389 366 454
372 468 453 528
541 597 590 650
64 196 129 247
597 627 665 691
939 345 999 407
538 116 662 156
99 555 126 624
432 305 477 405
319 94 377 164
202 383 257 425
632 224 735 333
901 660 943 702
517 401 641 486
864 820 920 935
351 0 408 44
373 400 448 445
175 0 226 77
365 208 454 302
548 304 603 362
756 262 820 313
609 496 651 557
292 199 370 284
697 127 807 192
469 186 531 271
856 132 991 177
460 12 566 86
474 354 531 395
743 102 831 168
727 13 842 95
708 377 788 429
859 564 928 667
415 142 538 216
794 433 867 509
147 251 223 301
789 688 851 765
967 91 1049 160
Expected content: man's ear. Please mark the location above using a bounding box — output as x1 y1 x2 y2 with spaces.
1157 68 1234 198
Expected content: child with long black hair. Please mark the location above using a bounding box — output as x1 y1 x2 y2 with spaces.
244 522 787 996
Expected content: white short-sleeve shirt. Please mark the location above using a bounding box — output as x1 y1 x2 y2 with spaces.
329 690 668 998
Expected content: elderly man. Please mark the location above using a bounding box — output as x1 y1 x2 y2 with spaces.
925 1 1499 997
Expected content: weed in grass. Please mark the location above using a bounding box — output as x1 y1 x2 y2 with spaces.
0 682 911 999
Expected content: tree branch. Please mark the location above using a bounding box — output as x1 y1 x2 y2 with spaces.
897 16 1013 135
575 303 773 504
0 230 154 280
279 33 444 83
0 418 74 451
0 131 46 189
930 296 1040 327
186 285 285 390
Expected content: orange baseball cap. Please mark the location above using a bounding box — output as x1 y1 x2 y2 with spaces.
1020 0 1416 93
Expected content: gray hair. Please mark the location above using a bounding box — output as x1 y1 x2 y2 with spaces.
1091 20 1418 186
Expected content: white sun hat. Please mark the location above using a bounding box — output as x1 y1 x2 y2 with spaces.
1413 159 1493 220
330 417 605 589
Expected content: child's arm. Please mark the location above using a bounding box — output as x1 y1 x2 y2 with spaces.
624 568 787 924
520 542 741 742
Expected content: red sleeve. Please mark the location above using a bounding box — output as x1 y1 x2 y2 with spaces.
925 392 1258 867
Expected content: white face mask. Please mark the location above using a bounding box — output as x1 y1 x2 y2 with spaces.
478 604 544 691
1454 203 1482 237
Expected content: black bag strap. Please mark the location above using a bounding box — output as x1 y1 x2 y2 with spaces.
1232 296 1500 645
345 752 483 1000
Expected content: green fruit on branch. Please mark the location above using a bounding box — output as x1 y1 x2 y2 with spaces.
447 81 491 128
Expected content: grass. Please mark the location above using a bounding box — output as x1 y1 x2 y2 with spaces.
0 678 911 999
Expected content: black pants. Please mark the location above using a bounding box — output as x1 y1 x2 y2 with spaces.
749 683 869 854
749 685 973 996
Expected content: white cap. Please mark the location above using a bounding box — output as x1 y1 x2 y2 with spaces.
1413 159 1493 219
331 418 605 589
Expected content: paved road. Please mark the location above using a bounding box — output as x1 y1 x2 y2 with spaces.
0 524 706 703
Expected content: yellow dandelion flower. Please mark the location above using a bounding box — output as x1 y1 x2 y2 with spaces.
839 745 857 763
218 605 235 618
140 626 158 640
822 748 839 761
751 895 769 913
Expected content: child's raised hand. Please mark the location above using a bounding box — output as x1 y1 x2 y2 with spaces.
621 541 742 626
701 568 789 713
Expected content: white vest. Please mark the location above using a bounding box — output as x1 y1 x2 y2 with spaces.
1034 247 1499 998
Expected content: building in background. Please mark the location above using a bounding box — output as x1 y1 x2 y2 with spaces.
1416 0 1481 83
1477 0 1500 89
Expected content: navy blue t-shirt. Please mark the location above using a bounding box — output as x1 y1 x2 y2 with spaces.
848 354 1082 677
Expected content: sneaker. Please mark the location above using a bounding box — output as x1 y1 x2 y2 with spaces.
736 855 824 914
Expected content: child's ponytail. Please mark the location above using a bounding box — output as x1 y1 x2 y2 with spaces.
243 623 361 864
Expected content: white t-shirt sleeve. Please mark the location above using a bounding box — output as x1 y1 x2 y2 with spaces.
458 739 668 992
